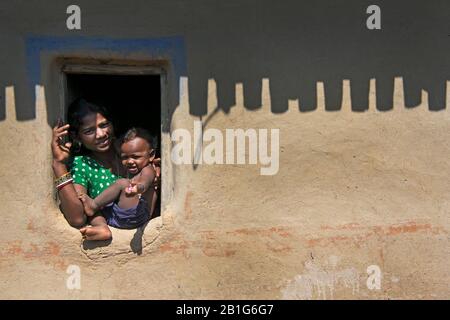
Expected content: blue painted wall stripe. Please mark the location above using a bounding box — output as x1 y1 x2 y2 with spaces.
26 35 187 90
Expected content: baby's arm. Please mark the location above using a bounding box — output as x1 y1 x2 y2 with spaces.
93 179 130 207
126 166 156 197
79 179 130 215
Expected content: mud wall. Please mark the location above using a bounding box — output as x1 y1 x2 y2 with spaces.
0 0 449 299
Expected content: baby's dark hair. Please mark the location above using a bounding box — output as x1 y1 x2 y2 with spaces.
121 127 158 151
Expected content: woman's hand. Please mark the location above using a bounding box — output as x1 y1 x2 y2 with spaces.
51 120 72 163
152 158 161 191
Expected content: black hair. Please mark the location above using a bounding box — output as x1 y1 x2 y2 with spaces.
67 98 113 155
121 127 158 151
67 98 112 136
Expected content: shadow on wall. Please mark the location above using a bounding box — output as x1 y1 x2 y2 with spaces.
0 0 448 129
186 0 449 116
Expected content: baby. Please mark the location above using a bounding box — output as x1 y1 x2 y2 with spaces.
79 127 158 234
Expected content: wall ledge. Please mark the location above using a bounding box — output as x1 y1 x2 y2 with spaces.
80 216 163 260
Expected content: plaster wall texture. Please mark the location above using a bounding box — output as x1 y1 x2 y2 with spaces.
0 79 449 299
0 0 449 299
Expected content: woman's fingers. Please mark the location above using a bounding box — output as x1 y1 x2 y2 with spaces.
51 122 72 162
53 123 70 132
152 159 161 179
53 130 70 148
55 130 68 138
59 142 72 153
52 125 70 139
52 124 70 144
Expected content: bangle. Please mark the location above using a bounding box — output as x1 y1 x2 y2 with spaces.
54 172 70 180
55 172 73 189
54 172 70 182
56 178 73 190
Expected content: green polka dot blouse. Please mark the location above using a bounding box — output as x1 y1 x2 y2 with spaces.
70 156 122 198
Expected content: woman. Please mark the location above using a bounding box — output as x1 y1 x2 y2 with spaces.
51 98 160 240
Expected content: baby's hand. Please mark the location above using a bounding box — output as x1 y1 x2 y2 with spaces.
125 183 140 197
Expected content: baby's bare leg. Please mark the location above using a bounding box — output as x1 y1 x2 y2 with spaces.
80 215 112 241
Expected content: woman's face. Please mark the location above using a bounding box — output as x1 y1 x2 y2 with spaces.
76 112 114 153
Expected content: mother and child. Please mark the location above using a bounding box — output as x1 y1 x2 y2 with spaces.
51 98 160 241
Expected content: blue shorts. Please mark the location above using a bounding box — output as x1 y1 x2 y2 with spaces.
102 197 151 229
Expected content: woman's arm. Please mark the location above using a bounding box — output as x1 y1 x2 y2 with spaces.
51 123 86 228
53 161 86 227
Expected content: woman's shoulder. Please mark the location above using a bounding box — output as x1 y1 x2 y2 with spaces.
71 155 86 166
71 155 122 178
70 155 101 172
73 155 98 166
72 155 85 163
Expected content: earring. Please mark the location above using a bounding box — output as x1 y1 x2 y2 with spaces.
71 140 82 153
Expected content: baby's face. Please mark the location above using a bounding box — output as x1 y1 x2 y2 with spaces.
120 137 152 175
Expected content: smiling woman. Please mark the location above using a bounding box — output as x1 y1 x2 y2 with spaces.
51 98 124 240
68 101 116 156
